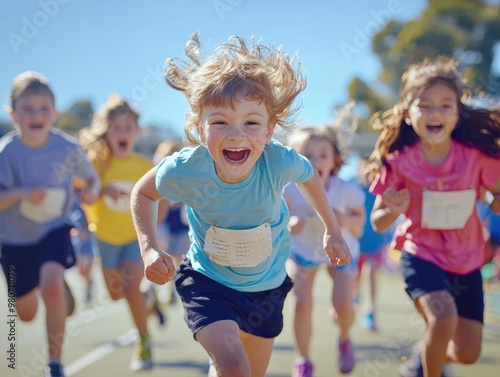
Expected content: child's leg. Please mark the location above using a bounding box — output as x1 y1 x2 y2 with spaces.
447 317 482 364
122 260 149 334
329 268 356 341
14 290 39 321
102 267 125 300
240 330 275 377
197 320 249 377
285 258 317 359
416 290 458 377
366 256 380 311
39 261 67 361
197 319 273 377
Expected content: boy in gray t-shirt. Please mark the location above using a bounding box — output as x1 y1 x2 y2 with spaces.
0 71 100 377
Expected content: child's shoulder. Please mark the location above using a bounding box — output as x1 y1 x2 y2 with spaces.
264 138 295 157
51 128 81 147
0 130 19 153
157 145 204 169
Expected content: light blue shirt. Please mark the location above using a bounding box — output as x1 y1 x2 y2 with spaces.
0 129 97 245
156 139 314 292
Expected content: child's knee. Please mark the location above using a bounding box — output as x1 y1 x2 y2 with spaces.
40 280 64 302
454 344 481 364
16 297 38 321
18 307 37 322
215 359 250 377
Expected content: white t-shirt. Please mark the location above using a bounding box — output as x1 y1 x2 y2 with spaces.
283 175 365 267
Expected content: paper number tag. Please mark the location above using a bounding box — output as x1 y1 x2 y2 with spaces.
204 223 272 267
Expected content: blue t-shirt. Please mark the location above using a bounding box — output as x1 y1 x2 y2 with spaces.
156 139 314 292
359 185 390 254
0 129 96 245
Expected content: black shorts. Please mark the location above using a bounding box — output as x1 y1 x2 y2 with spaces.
175 258 293 339
0 226 76 298
400 251 484 323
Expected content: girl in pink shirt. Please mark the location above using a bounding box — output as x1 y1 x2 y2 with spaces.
369 56 500 377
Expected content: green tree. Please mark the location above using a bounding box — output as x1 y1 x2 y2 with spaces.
349 0 500 132
55 100 94 135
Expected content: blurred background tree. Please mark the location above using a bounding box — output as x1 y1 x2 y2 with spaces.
349 0 500 133
55 100 94 135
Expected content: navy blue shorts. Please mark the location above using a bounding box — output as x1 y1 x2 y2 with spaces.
400 252 484 323
175 258 293 339
0 226 76 298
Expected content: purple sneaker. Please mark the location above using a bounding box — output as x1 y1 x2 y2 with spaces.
292 358 314 377
338 338 355 374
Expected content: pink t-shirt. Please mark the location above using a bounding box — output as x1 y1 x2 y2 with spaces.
370 140 500 274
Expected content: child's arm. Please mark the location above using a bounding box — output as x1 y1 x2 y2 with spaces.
0 187 45 211
79 174 100 205
297 172 351 266
335 205 365 238
371 187 410 232
131 167 176 284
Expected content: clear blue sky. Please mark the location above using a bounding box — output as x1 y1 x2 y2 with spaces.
1 0 430 136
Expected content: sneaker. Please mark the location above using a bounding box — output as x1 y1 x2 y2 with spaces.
145 286 167 326
292 358 314 377
63 279 75 317
399 342 454 377
153 300 167 326
362 311 377 331
338 338 355 374
45 361 65 377
130 333 153 371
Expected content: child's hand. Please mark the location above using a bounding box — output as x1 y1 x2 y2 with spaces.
101 185 128 201
382 187 410 215
26 187 45 204
142 248 176 284
288 215 306 234
323 233 351 266
80 188 98 205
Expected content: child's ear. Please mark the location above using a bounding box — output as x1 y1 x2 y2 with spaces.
266 122 276 142
196 122 206 143
8 106 17 124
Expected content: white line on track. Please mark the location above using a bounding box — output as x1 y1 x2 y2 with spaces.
65 329 138 376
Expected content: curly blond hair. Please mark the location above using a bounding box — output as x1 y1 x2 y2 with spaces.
163 34 306 146
79 94 140 173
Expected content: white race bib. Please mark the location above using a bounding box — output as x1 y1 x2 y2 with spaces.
421 189 476 230
203 223 272 267
103 180 134 212
20 188 66 224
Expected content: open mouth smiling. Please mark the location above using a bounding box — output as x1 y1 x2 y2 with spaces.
223 148 251 163
118 140 129 149
427 124 443 133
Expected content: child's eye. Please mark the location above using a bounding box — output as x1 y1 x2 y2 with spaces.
211 121 227 126
245 121 261 128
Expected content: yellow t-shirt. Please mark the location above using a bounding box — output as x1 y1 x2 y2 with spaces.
84 153 153 245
